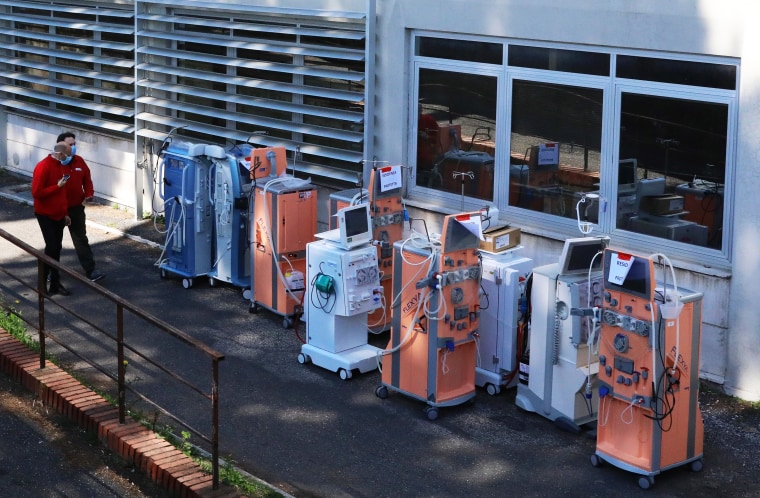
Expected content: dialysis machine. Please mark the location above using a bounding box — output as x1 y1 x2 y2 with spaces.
207 146 253 293
477 248 533 395
375 212 482 420
159 141 215 288
249 146 317 328
298 203 384 379
515 237 608 432
328 164 405 333
591 249 704 489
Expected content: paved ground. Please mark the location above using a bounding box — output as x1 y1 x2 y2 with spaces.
1 167 759 497
0 366 168 497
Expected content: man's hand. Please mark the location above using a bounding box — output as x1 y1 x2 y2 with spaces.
64 216 71 226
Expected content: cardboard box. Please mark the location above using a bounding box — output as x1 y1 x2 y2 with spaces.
479 225 521 253
639 194 685 215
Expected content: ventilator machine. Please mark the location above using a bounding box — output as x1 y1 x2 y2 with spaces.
298 203 384 379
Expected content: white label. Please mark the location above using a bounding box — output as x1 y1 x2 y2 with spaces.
608 252 633 285
494 233 510 249
537 143 559 166
379 165 402 192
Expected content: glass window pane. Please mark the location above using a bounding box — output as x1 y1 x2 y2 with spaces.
617 56 736 90
619 93 727 249
416 37 502 65
509 45 609 76
509 80 603 221
415 69 497 202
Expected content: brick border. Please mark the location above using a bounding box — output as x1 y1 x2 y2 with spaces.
0 328 240 498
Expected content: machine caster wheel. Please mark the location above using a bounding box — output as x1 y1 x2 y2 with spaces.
590 454 602 467
160 268 167 279
283 317 293 329
485 383 500 396
375 386 388 399
208 277 216 287
249 302 259 314
182 278 193 289
339 368 353 380
637 476 654 490
690 459 703 472
297 353 310 364
242 288 252 300
425 406 439 421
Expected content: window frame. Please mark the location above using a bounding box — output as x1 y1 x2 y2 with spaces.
407 32 738 268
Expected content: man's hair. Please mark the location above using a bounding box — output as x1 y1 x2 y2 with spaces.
56 131 76 143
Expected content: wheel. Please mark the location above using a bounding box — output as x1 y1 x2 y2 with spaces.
690 459 703 472
339 368 352 380
160 268 167 279
375 385 388 399
182 278 193 289
249 302 259 314
485 383 500 396
590 454 602 467
208 277 216 287
283 317 293 329
425 406 439 421
297 353 309 364
637 476 653 490
242 288 252 300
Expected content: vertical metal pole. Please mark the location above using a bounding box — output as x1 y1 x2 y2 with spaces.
117 304 125 424
212 358 220 489
37 260 46 368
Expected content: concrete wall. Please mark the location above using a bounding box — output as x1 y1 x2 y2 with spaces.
4 114 136 211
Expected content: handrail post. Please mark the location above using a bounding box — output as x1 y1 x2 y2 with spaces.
37 259 46 369
212 358 220 489
117 304 125 424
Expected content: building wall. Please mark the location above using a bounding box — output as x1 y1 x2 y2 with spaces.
3 115 136 210
371 0 757 399
2 0 758 399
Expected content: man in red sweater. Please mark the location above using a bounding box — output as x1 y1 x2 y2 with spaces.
57 131 105 282
31 142 73 296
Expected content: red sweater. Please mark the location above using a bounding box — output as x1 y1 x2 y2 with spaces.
31 154 69 221
61 155 94 207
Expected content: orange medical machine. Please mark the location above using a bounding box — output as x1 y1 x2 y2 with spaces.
328 165 405 333
248 146 317 328
592 249 704 489
375 212 481 420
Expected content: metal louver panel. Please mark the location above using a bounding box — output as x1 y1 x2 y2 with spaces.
135 0 373 182
0 0 136 132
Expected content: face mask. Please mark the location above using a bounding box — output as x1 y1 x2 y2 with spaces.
60 155 73 166
70 145 77 156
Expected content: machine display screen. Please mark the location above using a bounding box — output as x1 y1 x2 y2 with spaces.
559 237 607 276
343 204 370 237
603 250 653 300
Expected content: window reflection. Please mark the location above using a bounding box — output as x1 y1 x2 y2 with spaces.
508 80 603 221
416 69 497 201
619 94 726 249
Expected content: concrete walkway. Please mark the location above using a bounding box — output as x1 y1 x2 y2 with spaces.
1 169 759 497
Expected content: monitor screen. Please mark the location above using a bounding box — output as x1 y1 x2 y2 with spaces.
619 159 637 186
602 250 654 300
338 203 372 249
558 237 608 275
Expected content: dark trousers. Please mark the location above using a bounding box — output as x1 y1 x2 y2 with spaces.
67 204 95 276
35 213 66 287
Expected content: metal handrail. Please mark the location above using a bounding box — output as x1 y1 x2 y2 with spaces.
0 227 225 489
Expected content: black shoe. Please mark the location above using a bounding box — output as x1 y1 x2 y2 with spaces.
87 271 106 283
47 283 71 297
